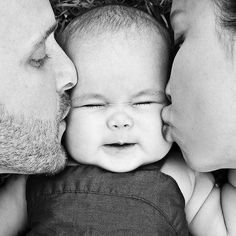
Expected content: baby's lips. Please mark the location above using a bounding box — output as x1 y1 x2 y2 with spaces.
104 142 137 147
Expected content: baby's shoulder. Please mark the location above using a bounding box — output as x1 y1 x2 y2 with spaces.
161 151 214 201
161 150 215 224
161 150 196 204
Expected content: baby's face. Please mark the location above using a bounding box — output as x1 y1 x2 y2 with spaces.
65 31 171 172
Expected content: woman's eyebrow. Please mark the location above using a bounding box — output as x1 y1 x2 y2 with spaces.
170 9 184 29
170 9 181 21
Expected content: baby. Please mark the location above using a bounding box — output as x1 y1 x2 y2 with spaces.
64 7 171 174
26 4 225 236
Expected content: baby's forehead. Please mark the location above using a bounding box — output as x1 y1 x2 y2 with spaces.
69 30 169 90
69 27 168 57
70 37 168 94
61 4 171 65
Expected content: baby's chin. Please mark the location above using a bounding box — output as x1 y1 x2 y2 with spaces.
97 162 143 173
88 157 165 173
95 147 172 173
70 144 172 173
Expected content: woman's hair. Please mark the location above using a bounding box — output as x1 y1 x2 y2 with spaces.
214 0 236 34
160 0 236 35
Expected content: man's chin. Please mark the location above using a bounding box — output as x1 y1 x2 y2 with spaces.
0 93 71 175
30 146 68 175
0 110 67 175
2 148 68 175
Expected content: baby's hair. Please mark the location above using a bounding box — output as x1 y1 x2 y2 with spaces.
51 0 172 35
58 4 171 53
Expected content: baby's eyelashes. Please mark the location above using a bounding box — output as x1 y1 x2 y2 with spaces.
132 101 160 106
80 104 106 109
71 94 107 108
71 100 163 110
71 90 167 109
71 96 107 108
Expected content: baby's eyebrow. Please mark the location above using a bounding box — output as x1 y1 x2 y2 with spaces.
133 89 166 101
72 93 105 102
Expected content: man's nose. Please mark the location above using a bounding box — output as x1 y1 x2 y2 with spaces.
107 112 134 130
55 45 77 93
165 81 172 102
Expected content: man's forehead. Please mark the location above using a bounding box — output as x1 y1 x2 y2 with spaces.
0 0 55 48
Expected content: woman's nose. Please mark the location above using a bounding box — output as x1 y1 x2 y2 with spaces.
107 112 134 130
165 81 172 102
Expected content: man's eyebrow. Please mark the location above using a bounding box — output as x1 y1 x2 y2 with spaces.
31 21 58 50
44 21 58 40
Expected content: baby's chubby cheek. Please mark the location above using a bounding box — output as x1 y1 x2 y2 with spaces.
64 113 82 160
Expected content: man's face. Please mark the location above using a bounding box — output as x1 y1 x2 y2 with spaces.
65 31 171 172
0 0 77 174
162 0 236 171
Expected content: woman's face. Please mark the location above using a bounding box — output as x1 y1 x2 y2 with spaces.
162 0 236 171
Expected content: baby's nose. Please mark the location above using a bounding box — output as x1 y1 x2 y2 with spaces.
107 112 134 130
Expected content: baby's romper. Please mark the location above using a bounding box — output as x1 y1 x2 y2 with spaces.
26 160 189 236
